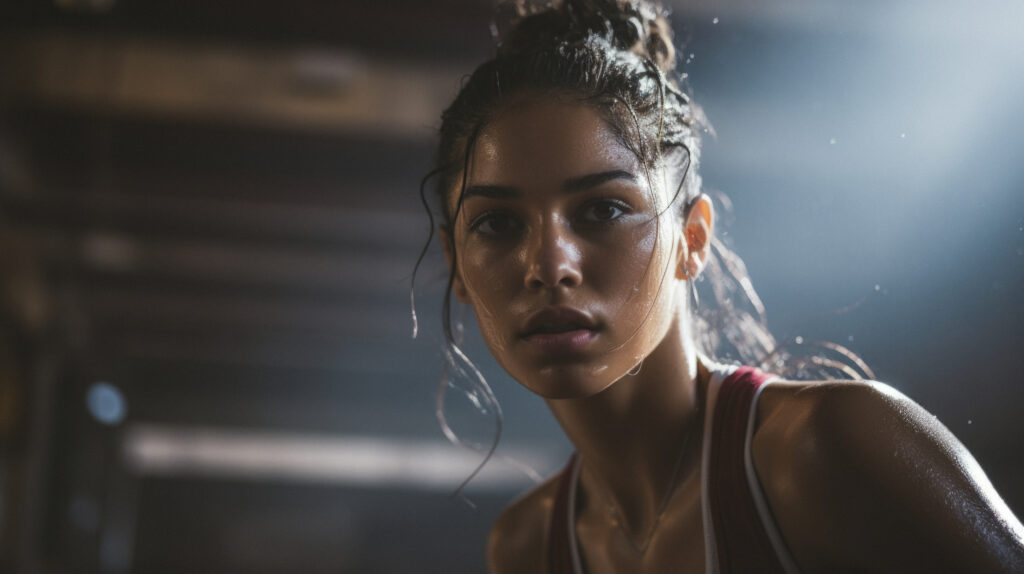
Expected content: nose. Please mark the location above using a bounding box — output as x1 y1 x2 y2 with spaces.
523 219 583 290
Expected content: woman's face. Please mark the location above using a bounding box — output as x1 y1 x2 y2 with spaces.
447 99 691 399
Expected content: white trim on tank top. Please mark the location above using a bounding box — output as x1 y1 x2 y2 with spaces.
561 361 800 574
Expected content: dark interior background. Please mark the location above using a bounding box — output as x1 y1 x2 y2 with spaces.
1 0 1021 572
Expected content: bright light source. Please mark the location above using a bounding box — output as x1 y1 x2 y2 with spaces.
123 424 557 492
87 382 127 426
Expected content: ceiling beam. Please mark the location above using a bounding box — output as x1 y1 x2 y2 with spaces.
4 223 433 295
85 287 411 335
98 327 425 374
1 29 464 138
2 187 426 249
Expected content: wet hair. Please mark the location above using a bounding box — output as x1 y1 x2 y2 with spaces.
411 0 872 495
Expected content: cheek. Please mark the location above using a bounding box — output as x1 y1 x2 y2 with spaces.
593 218 669 308
597 217 678 351
458 242 522 345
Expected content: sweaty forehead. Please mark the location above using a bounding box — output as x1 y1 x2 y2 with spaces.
469 100 640 185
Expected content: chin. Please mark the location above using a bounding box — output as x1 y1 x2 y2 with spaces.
513 362 621 400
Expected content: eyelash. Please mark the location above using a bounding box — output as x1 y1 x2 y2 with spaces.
468 199 633 237
579 199 632 224
469 211 521 236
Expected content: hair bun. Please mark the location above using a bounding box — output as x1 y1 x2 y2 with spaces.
611 12 643 46
492 0 679 75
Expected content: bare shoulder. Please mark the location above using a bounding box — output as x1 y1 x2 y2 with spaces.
487 471 563 574
751 379 1024 573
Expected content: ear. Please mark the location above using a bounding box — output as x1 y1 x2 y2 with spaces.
675 194 714 280
439 228 470 304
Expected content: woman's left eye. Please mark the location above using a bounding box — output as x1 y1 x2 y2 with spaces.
579 200 629 224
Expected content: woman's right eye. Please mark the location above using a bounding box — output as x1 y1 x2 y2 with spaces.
470 212 522 236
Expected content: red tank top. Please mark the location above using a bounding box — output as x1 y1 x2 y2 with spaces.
545 366 794 573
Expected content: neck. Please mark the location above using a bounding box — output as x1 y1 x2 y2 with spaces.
545 320 707 546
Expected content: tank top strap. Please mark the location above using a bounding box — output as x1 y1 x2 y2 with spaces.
706 366 799 573
545 365 800 574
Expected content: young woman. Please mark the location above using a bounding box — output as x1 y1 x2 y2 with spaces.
414 1 1024 571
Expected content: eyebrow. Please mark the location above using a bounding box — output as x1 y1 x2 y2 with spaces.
462 169 637 200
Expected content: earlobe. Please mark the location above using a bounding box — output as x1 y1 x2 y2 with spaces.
439 228 470 304
674 234 691 280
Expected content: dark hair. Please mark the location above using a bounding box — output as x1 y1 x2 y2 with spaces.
411 0 872 495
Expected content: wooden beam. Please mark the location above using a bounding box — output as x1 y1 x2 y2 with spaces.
1 29 464 138
98 327 426 374
7 225 423 293
2 188 427 249
85 287 412 335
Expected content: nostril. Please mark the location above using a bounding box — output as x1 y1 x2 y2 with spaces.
525 262 582 290
557 265 582 287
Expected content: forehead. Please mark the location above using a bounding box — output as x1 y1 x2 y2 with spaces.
468 99 641 186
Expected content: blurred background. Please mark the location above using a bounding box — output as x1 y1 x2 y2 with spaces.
0 0 1022 572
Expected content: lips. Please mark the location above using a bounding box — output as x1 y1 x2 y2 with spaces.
520 307 599 354
521 307 598 338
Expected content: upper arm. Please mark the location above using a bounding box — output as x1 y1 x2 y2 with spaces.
487 478 557 574
753 380 1024 573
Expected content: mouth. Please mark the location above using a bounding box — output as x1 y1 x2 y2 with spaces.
527 323 592 335
521 307 599 352
522 307 598 337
